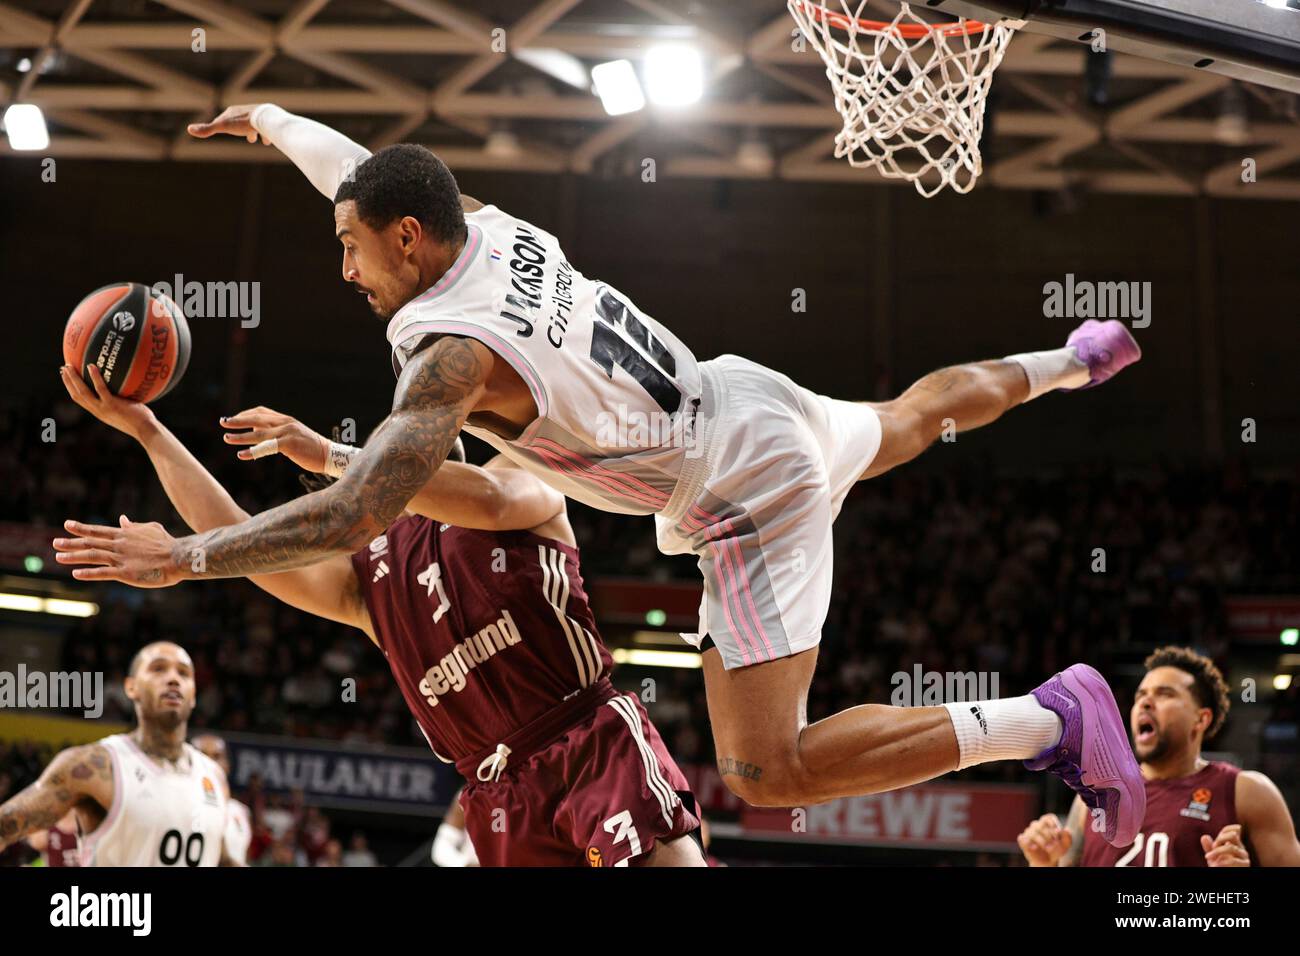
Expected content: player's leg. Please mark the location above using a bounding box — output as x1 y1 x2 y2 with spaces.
557 694 706 867
689 471 1142 845
702 645 958 805
859 318 1141 480
639 833 707 867
701 643 1143 845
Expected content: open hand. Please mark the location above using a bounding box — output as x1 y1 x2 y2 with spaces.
53 516 186 588
187 104 269 144
220 406 332 473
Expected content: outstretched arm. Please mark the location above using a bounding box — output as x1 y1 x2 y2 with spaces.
188 103 484 211
0 744 111 852
55 365 371 633
189 103 371 200
57 336 491 586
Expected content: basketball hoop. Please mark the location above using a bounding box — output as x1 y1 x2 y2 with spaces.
789 1 1022 197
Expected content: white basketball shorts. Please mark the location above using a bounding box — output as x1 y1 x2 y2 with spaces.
655 354 883 670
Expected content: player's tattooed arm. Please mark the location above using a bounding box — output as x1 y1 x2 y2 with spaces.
0 744 111 851
172 335 491 579
55 336 490 585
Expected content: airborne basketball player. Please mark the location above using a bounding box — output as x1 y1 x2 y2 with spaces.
0 641 236 866
1018 646 1300 867
60 103 1148 846
55 365 703 866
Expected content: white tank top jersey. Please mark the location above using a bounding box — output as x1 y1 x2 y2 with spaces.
386 204 705 517
79 733 229 867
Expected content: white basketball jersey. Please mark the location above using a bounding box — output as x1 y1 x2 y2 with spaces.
386 204 703 516
79 734 228 867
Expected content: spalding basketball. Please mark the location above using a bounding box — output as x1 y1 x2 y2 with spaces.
63 282 191 403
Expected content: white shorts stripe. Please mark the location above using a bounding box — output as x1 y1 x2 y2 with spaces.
607 695 677 825
555 552 600 682
539 545 589 687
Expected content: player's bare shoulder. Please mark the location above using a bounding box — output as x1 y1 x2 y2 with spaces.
0 742 114 848
42 742 115 802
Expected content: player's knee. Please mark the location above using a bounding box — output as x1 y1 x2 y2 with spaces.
717 753 814 808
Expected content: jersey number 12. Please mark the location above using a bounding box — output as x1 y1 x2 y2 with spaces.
588 288 682 415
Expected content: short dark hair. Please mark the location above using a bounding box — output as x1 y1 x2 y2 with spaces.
334 144 465 244
1143 645 1232 740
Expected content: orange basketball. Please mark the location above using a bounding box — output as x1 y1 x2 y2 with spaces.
63 282 191 404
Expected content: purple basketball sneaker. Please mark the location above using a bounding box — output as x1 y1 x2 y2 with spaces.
1065 319 1142 389
1025 663 1146 847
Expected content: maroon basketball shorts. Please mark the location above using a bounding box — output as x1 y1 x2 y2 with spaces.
460 688 700 866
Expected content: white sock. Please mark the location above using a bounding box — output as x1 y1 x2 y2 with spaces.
943 696 1063 770
1004 348 1090 402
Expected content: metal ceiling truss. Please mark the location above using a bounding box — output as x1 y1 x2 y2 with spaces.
0 0 1298 198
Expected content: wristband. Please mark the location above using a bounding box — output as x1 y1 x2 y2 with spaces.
323 441 360 478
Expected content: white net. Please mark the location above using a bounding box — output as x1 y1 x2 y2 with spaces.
789 1 1021 197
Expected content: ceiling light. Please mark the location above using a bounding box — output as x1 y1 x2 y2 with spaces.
0 592 97 617
645 44 704 107
737 138 774 174
592 59 645 116
611 648 702 669
516 48 589 90
3 104 49 151
484 129 521 158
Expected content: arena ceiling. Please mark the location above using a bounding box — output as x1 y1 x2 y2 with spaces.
0 0 1298 198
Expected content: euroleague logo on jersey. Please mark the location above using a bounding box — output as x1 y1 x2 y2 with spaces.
1179 787 1213 821
586 846 603 867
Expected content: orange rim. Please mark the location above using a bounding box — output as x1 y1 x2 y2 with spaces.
795 0 991 38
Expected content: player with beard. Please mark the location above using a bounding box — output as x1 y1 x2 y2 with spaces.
1018 646 1300 867
0 642 237 866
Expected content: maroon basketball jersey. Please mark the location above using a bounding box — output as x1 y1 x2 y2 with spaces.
351 516 614 763
1081 761 1252 867
45 826 80 867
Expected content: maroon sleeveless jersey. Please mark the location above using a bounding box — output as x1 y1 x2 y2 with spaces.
1081 761 1253 867
351 515 614 763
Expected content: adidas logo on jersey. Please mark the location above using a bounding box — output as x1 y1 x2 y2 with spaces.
372 560 389 583
417 609 523 708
